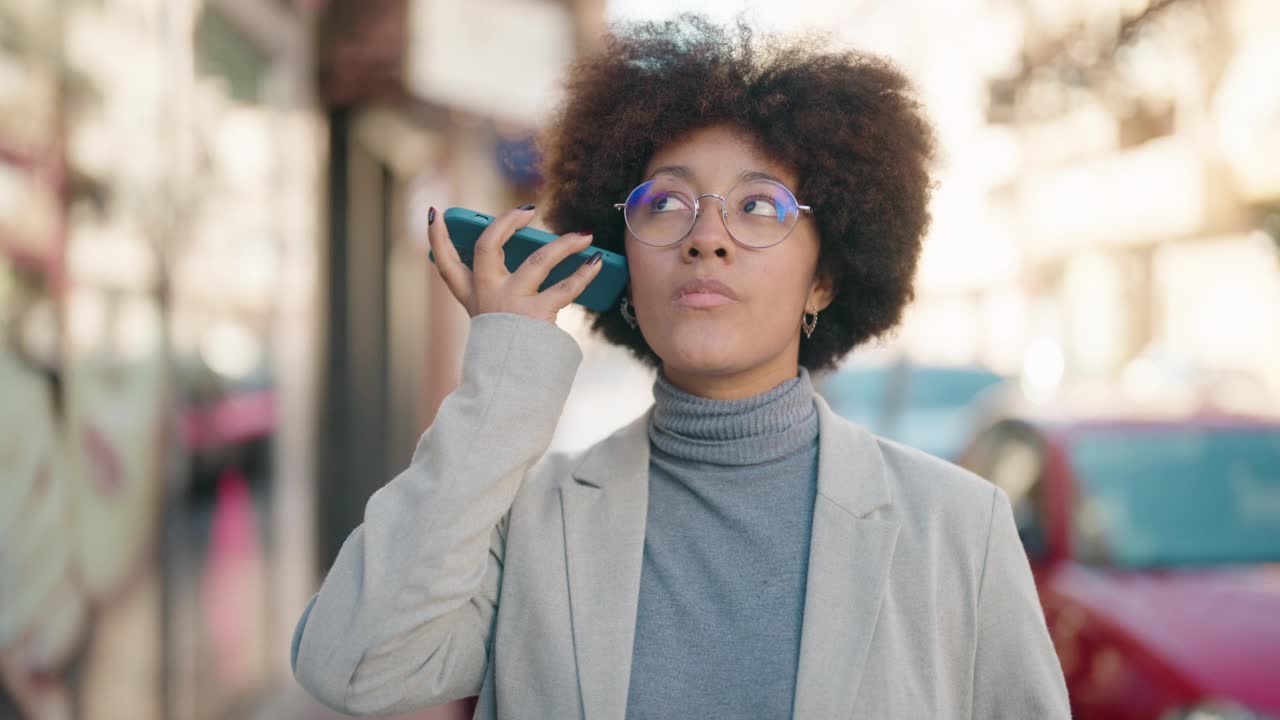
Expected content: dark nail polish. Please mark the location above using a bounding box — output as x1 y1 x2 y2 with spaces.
518 204 536 211
577 229 594 235
587 251 603 266
428 207 436 225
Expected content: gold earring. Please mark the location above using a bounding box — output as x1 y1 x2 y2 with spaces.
802 306 818 339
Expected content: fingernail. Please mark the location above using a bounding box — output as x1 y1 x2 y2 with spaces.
576 229 593 236
518 204 536 211
587 251 603 266
428 207 436 225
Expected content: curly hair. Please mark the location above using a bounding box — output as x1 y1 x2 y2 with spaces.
540 14 937 372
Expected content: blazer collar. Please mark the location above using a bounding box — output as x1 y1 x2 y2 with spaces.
562 410 652 719
792 394 900 718
811 393 893 517
560 396 899 719
570 407 652 489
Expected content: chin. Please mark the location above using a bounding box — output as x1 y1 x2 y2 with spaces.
653 327 747 375
663 353 742 377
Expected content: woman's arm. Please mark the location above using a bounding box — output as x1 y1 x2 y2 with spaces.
291 312 582 716
970 487 1072 718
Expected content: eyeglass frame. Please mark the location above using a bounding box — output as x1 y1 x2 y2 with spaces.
612 176 814 249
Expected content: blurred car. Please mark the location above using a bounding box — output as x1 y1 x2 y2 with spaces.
818 359 1006 461
958 399 1280 720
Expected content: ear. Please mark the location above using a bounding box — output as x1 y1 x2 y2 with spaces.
807 270 837 312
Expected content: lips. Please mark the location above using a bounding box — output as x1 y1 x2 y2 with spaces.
672 277 740 303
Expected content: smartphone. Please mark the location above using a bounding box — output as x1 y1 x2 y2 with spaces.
428 207 629 312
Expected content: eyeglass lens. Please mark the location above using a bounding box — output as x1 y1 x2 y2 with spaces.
622 177 802 248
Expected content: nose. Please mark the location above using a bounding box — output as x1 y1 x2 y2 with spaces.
683 199 733 261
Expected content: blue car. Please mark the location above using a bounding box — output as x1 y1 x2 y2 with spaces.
818 361 1007 461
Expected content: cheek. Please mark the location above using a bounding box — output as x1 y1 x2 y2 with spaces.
623 243 667 304
756 244 821 306
750 267 810 326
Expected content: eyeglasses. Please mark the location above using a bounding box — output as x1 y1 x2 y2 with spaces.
612 176 813 249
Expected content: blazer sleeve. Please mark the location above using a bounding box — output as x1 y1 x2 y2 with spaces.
291 312 582 716
971 487 1072 719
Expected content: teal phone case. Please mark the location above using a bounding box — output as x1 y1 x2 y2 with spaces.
428 207 629 312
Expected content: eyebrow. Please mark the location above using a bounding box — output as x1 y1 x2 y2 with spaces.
648 165 788 186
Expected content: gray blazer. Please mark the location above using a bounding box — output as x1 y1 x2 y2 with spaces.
292 313 1070 719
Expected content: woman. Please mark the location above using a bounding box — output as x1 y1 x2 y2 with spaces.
292 15 1069 719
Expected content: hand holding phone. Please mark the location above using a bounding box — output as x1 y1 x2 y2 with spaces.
427 205 629 323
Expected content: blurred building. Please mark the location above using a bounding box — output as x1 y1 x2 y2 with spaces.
898 0 1280 409
985 0 1279 403
1 0 323 718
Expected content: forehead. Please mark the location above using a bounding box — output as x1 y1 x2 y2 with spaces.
642 124 799 189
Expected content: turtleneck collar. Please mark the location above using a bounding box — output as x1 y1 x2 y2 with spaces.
648 367 819 467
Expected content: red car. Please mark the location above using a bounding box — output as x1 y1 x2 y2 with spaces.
958 402 1280 720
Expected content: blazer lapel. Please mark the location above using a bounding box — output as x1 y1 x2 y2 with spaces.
560 410 653 720
793 395 900 719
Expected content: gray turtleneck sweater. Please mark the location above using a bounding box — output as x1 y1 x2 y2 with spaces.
624 368 820 720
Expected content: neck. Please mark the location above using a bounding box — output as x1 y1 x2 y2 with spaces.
660 349 802 401
649 364 818 466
